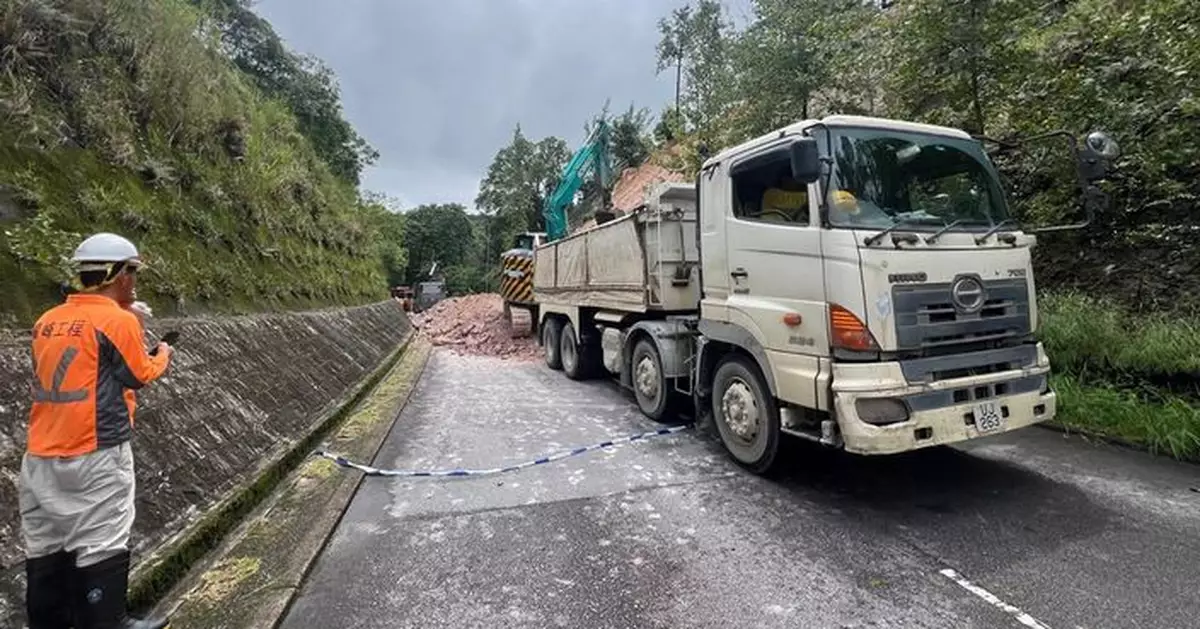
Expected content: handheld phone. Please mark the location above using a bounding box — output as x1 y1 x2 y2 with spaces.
150 331 180 355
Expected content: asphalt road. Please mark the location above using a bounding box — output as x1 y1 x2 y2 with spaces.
280 349 1200 629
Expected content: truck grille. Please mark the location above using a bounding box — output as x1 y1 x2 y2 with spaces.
892 278 1031 350
899 345 1038 384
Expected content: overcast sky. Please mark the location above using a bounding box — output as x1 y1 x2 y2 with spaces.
253 0 751 211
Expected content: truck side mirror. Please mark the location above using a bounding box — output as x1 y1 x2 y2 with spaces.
790 137 820 184
1045 130 1118 234
991 128 1121 235
1079 131 1120 182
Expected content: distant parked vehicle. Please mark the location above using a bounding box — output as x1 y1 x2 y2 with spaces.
390 285 414 312
414 280 445 313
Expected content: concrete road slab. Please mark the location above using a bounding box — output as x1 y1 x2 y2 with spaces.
281 350 1200 629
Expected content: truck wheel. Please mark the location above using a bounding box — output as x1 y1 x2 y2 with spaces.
543 318 563 370
631 338 674 422
560 321 594 380
711 355 780 474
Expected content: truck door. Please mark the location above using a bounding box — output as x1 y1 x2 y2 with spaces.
719 144 829 409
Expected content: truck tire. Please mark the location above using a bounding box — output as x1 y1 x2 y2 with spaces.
711 354 780 474
543 318 563 370
560 321 595 380
631 338 674 422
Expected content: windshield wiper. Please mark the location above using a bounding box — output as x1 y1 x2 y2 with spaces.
924 219 965 244
864 218 920 246
974 219 1017 245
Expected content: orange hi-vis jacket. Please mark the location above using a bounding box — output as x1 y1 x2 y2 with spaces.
26 293 170 458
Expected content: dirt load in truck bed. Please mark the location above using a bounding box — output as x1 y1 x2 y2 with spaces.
411 293 542 361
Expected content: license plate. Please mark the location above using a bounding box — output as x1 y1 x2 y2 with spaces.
973 402 1004 433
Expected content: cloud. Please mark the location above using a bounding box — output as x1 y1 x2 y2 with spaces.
252 0 725 210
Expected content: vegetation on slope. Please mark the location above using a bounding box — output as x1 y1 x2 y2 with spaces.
0 0 401 326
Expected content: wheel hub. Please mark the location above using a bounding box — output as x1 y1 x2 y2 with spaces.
721 378 759 442
635 355 659 399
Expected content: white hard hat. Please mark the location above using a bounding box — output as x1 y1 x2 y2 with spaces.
72 233 142 272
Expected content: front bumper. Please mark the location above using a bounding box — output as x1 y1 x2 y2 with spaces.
831 349 1056 456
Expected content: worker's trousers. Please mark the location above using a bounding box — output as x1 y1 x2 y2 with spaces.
19 442 136 567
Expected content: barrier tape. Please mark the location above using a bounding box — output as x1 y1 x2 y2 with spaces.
313 424 692 478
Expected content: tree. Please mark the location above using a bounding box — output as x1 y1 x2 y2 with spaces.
645 0 1200 311
359 192 408 287
475 126 569 259
731 0 829 137
401 203 474 286
655 0 737 142
813 2 894 117
656 4 693 112
188 0 379 185
586 102 653 173
654 105 686 145
611 105 654 172
888 0 1031 135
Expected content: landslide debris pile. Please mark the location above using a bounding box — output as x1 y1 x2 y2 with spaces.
412 294 541 361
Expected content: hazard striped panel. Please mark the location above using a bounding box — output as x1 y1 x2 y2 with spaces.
499 250 536 306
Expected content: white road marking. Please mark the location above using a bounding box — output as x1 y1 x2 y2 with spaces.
939 568 1052 629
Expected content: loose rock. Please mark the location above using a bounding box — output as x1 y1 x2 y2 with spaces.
411 294 542 361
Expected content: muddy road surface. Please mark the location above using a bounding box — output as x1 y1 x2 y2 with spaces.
280 349 1200 629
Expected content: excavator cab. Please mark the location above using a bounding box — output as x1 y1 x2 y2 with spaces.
512 232 546 251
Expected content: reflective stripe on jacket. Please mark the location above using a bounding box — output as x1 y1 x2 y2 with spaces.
27 294 169 457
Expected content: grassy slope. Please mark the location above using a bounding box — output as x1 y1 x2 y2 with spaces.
0 0 386 327
1040 293 1200 461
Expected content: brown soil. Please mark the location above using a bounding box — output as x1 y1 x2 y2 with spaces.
411 294 542 361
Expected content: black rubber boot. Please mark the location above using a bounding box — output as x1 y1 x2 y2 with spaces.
75 551 169 629
25 551 76 629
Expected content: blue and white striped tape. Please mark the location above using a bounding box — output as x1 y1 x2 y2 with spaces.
313 424 692 478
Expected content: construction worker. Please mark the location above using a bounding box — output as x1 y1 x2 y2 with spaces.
20 233 173 629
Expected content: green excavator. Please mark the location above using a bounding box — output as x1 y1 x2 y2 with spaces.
498 120 615 332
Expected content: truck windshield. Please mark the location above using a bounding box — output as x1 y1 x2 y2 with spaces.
824 126 1010 231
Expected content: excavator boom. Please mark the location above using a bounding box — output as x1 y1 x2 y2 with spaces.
542 121 613 242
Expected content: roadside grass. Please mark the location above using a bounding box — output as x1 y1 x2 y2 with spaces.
1040 292 1200 382
1039 292 1200 462
1051 372 1200 462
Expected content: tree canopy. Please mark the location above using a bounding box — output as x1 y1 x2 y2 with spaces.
188 0 379 185
646 0 1200 311
474 126 570 261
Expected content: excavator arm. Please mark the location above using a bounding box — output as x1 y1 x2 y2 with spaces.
543 120 613 242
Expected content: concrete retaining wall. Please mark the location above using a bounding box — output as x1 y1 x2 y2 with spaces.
0 301 410 625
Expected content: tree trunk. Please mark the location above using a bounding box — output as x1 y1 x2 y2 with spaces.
967 0 986 135
675 57 682 111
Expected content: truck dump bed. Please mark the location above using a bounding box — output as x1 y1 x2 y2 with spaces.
533 182 699 313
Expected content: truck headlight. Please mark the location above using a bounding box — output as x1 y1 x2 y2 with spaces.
855 398 910 425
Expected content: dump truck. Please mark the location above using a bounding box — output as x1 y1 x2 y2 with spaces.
533 114 1119 474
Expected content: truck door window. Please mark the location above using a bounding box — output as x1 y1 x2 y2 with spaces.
731 155 810 226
